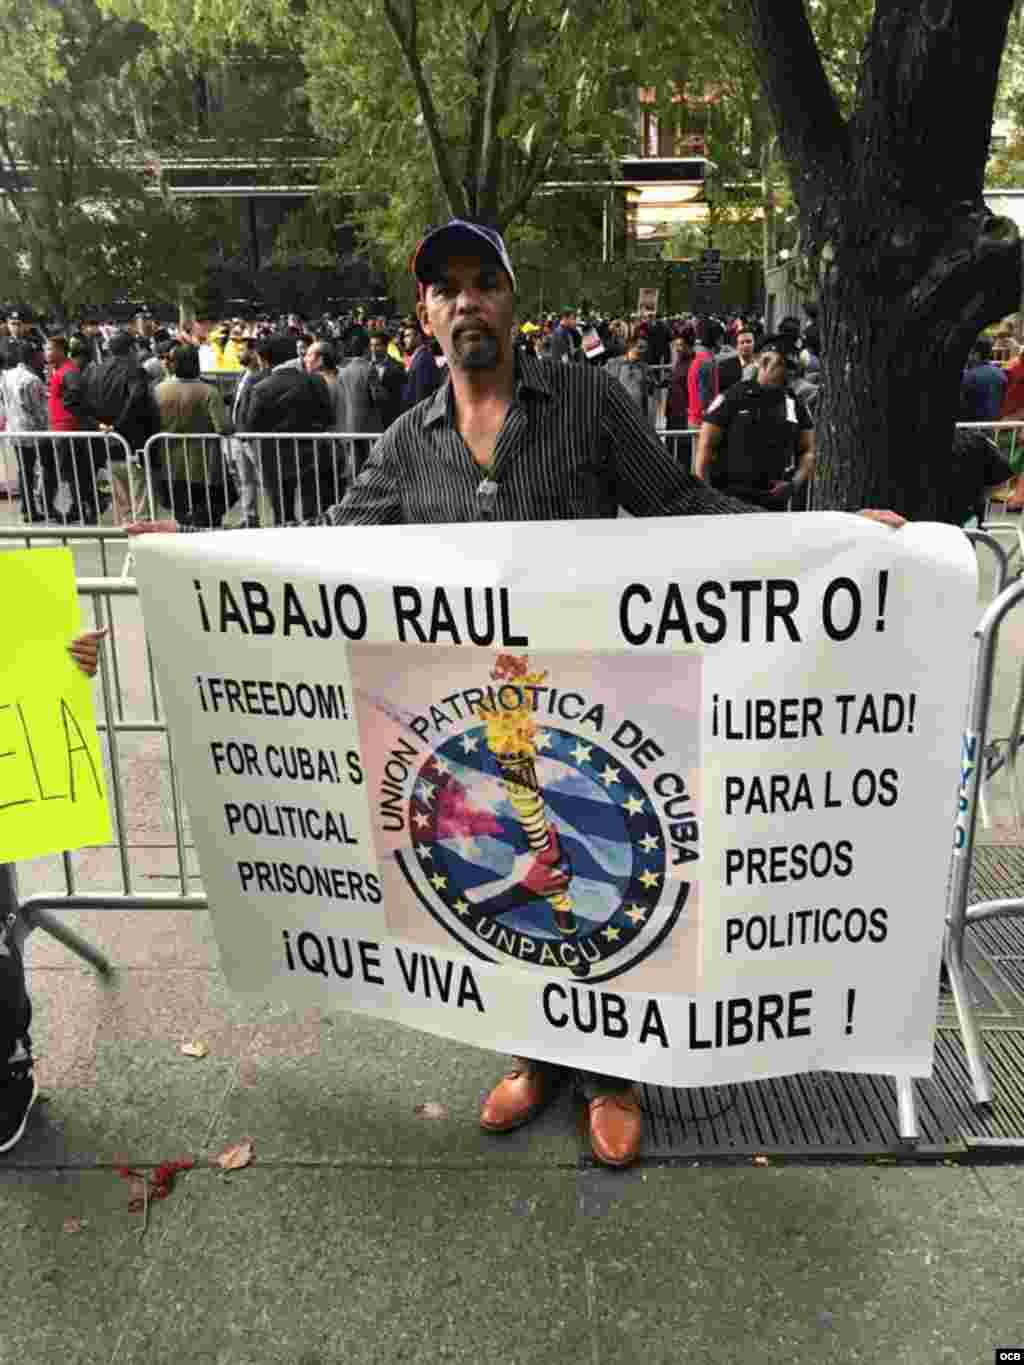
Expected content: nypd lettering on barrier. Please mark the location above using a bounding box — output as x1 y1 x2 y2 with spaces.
952 731 979 857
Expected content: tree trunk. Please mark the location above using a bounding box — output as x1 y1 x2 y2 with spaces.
813 205 1022 518
746 0 1022 519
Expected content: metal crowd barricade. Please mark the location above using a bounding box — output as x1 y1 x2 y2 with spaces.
199 371 240 406
944 568 1024 1108
1 568 206 976
139 431 381 529
659 429 700 468
0 529 1012 1140
0 431 135 529
970 419 1024 568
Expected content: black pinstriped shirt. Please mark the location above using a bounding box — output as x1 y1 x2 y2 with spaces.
177 351 757 531
309 351 757 526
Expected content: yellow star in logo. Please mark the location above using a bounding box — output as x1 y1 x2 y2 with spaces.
601 924 621 942
639 869 660 889
639 832 660 853
570 741 593 765
413 811 430 830
430 873 448 891
622 795 644 817
599 764 621 788
453 899 470 916
625 905 647 925
416 844 432 861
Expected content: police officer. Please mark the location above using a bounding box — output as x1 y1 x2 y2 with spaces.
693 338 815 510
0 312 44 373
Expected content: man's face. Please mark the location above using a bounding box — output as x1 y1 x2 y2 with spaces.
44 340 62 368
304 344 322 374
7 319 20 337
82 322 98 337
737 332 755 362
369 336 387 362
401 327 419 353
757 351 787 388
417 254 514 374
562 313 577 331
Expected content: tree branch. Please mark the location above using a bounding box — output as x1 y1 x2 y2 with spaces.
464 25 486 216
0 114 28 221
498 128 556 229
851 0 1015 207
742 0 849 213
903 209 1021 330
380 0 467 218
476 3 516 223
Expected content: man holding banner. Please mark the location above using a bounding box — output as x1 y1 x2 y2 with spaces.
127 219 903 1168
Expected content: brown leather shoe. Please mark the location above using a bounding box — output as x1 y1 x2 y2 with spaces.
479 1063 563 1133
587 1090 642 1167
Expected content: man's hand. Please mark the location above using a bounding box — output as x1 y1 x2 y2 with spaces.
857 509 906 529
125 519 179 535
67 628 109 678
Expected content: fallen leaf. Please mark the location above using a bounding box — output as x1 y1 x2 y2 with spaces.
62 1216 87 1234
180 1041 209 1059
215 1138 254 1171
752 1155 770 1166
414 1102 448 1120
117 1158 193 1213
124 1176 148 1212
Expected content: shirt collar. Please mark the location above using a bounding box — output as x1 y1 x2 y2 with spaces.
423 350 552 428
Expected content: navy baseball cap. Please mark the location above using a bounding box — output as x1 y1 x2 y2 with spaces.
412 219 516 293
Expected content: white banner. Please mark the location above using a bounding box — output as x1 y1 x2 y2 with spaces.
134 515 976 1086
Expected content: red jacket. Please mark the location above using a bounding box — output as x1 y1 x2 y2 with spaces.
48 360 84 431
1001 358 1024 419
687 347 719 428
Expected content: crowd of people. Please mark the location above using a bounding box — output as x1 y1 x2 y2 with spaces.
1 287 1021 528
0 299 825 527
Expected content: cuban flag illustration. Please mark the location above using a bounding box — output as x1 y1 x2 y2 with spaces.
407 724 667 950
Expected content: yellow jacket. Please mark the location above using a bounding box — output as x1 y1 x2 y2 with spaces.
208 335 245 372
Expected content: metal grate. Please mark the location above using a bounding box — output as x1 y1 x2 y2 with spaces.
636 844 1024 1160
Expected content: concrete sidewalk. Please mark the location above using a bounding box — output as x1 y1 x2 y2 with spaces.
2 528 1024 1364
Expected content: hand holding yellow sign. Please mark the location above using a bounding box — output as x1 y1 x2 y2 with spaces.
1 549 112 861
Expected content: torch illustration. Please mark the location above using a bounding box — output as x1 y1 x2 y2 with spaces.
479 655 590 978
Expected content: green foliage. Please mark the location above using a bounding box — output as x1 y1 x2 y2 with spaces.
661 214 760 262
986 133 1024 187
86 0 890 278
0 0 226 317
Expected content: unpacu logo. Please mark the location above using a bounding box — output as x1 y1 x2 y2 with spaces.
387 655 696 984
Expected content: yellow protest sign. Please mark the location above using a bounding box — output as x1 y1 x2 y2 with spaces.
1 548 112 861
